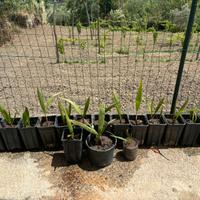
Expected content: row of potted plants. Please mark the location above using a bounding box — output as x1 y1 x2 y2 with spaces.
0 82 200 167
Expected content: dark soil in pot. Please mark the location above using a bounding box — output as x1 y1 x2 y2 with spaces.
163 114 185 146
123 138 139 161
18 117 41 150
61 128 83 163
86 133 116 167
37 116 58 150
111 114 129 148
181 114 200 146
0 118 23 151
146 114 167 146
129 115 148 145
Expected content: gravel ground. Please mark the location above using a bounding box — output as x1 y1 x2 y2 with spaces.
0 148 200 200
0 25 199 116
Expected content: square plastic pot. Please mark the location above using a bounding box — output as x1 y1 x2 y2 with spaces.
181 114 200 146
37 116 58 150
129 115 149 145
163 114 185 146
0 118 23 151
0 133 6 151
61 128 83 163
111 114 130 148
0 118 6 151
146 114 167 146
18 117 41 150
55 115 74 148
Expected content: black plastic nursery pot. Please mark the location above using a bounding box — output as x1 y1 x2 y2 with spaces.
163 114 185 146
123 138 139 161
0 118 6 151
0 132 6 151
93 114 111 132
111 114 129 148
129 115 148 145
55 115 74 148
86 134 117 167
146 114 167 146
37 116 59 149
61 128 83 163
18 117 41 150
181 114 200 146
75 114 92 149
0 118 23 151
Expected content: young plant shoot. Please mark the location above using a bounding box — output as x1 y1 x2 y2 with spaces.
22 107 30 128
58 101 71 124
65 108 75 140
37 88 61 123
61 97 90 122
135 80 143 124
189 107 199 123
112 91 122 123
172 98 189 124
148 97 165 119
72 103 115 145
0 104 15 127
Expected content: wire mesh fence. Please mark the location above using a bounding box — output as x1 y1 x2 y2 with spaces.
0 1 199 116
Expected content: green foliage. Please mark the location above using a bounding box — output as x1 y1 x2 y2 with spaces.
65 109 74 139
147 98 164 119
0 104 13 126
173 98 189 123
61 97 90 119
135 80 143 114
22 107 30 128
112 91 122 122
76 21 82 35
72 103 115 144
58 101 71 124
189 107 199 123
37 88 61 117
57 39 65 55
135 80 143 123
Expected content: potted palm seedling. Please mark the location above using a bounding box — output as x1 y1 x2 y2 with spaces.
111 91 129 147
146 98 167 146
61 97 92 147
72 103 117 167
164 99 188 146
181 107 200 146
111 134 139 161
129 80 148 145
37 88 61 149
0 104 22 151
61 97 91 123
56 101 72 145
18 107 41 150
61 109 83 163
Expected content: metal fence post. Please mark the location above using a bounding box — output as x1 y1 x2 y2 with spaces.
53 0 60 63
170 0 198 114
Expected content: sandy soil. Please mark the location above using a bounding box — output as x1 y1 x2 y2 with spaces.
0 25 199 116
0 148 200 200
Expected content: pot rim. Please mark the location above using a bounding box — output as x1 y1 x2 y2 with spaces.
86 133 116 152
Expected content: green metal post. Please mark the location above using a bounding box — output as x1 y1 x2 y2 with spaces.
170 0 198 114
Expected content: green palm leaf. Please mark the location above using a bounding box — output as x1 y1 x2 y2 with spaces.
135 80 143 112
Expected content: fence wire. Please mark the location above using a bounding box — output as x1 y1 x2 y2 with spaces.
0 1 199 116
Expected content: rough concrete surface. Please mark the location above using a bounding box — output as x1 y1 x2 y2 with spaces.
0 148 200 200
